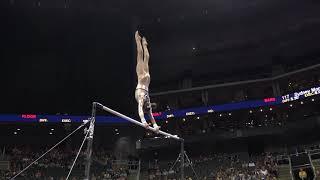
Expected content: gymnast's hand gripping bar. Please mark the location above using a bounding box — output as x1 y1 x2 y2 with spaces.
94 102 183 141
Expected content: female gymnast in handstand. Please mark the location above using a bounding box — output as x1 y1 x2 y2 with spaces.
134 31 160 132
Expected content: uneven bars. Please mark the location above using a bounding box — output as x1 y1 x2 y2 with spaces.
95 103 183 141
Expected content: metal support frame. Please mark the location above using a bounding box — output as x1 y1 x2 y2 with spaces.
181 141 185 180
10 120 90 180
84 102 97 180
84 102 184 179
169 141 198 180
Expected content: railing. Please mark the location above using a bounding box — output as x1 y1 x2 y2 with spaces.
277 154 290 164
0 160 9 170
291 163 313 170
288 157 294 180
111 160 139 166
307 152 317 180
93 159 139 166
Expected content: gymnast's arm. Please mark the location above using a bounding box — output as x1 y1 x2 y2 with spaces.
137 96 149 128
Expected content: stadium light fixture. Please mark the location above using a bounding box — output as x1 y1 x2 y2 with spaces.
312 99 315 102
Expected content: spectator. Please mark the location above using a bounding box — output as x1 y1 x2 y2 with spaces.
299 168 307 180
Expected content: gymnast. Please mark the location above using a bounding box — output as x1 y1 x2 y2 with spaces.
134 31 160 132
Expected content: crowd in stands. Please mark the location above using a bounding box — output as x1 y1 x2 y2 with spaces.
0 144 281 180
0 146 130 180
146 152 279 180
5 141 320 180
213 153 278 180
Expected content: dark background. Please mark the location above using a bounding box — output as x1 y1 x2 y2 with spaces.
0 0 319 115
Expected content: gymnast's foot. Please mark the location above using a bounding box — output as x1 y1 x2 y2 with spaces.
135 31 142 41
142 37 148 46
153 124 160 133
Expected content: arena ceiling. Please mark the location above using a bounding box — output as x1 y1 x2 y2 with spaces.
0 0 319 114
138 0 320 82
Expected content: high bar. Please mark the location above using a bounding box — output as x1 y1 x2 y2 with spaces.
95 103 183 141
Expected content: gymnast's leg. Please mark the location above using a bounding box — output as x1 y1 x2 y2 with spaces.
135 31 149 128
135 31 145 78
142 37 150 74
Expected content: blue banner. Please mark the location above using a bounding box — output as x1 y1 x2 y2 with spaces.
0 85 318 124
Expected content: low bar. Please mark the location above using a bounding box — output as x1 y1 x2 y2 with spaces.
96 103 183 141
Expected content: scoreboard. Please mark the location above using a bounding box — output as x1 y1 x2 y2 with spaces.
281 86 320 103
